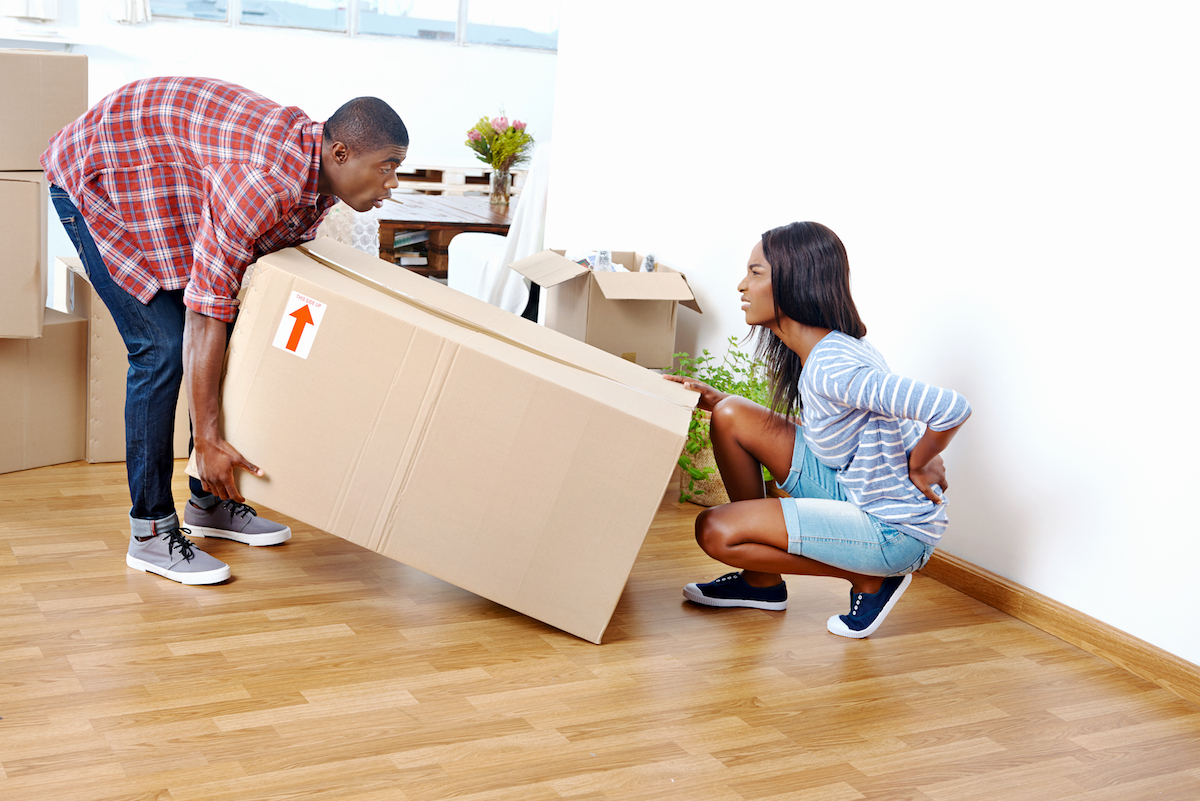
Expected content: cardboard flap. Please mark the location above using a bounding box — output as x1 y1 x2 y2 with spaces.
653 263 702 314
508 250 590 288
592 271 696 302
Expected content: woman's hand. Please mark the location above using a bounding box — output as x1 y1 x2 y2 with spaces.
909 452 947 505
906 418 967 504
662 374 728 412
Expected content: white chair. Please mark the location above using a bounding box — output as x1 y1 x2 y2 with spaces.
447 142 552 318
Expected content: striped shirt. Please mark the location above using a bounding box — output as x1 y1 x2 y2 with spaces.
801 331 972 545
42 77 335 322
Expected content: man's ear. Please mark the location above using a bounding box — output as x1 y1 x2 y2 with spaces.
329 140 350 166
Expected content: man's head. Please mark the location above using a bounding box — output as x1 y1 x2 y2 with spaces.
319 97 409 212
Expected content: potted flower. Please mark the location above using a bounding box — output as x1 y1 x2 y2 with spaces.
464 115 535 206
672 336 786 505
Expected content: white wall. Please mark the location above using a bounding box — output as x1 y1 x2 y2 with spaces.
547 3 1200 664
4 2 556 303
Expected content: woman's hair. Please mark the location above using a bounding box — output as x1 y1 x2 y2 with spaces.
755 221 867 419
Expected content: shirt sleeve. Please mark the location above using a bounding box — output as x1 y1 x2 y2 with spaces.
184 164 290 321
813 356 972 432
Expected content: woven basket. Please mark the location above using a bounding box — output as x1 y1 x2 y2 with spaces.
683 442 730 507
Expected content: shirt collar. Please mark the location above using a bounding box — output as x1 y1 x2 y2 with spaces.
300 121 324 207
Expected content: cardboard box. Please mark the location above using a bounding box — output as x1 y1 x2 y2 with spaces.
193 237 696 643
60 257 191 462
510 250 701 369
0 171 49 338
0 49 89 171
0 308 86 474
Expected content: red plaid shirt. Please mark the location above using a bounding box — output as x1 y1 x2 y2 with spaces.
42 77 336 322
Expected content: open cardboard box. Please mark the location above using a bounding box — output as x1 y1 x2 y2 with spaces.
60 257 191 462
189 237 697 643
510 250 701 369
0 308 86 474
0 171 49 338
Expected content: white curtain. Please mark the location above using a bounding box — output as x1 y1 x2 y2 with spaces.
110 0 151 24
0 0 58 21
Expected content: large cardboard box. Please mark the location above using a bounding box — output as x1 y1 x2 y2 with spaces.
0 49 89 171
60 257 191 462
194 237 696 643
0 308 86 474
510 250 702 369
0 171 49 338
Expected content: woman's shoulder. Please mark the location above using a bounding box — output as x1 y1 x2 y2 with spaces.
811 331 883 364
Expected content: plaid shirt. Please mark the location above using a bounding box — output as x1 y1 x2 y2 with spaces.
42 77 335 321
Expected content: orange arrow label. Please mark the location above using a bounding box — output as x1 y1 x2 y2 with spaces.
285 303 314 352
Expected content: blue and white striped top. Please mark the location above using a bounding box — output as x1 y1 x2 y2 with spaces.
800 331 972 545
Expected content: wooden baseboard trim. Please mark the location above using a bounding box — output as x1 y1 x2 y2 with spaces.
921 550 1200 707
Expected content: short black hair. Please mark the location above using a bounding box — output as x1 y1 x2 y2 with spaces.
324 97 409 154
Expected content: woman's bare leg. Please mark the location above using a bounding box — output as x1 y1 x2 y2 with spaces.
700 395 883 594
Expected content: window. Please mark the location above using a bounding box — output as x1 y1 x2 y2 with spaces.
241 1 345 32
466 0 557 51
149 0 558 50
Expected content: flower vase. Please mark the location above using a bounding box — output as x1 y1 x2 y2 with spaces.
489 167 511 206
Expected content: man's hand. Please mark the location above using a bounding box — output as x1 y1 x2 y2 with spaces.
193 436 263 504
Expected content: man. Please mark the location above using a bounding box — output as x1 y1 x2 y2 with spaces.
42 77 408 585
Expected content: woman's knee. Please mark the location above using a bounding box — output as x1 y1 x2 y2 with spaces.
710 395 755 438
694 507 735 557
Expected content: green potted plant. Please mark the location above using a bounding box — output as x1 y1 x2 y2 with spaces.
671 336 783 505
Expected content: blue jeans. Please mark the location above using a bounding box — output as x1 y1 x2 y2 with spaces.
777 425 934 577
50 185 212 525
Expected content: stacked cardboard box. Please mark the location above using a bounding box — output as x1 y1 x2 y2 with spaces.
0 49 88 339
0 49 89 472
60 257 194 463
0 309 87 474
510 250 702 369
189 237 697 643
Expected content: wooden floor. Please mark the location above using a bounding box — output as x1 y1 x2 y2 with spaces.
2 461 1200 801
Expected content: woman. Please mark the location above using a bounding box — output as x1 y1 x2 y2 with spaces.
665 222 971 638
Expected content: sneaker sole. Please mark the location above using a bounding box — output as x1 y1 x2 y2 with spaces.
683 583 788 611
187 524 292 546
826 572 913 639
126 554 231 585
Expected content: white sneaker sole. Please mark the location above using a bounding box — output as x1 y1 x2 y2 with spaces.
188 524 292 546
126 554 231 585
683 583 788 611
826 573 913 639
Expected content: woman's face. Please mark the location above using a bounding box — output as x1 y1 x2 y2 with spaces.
737 240 775 328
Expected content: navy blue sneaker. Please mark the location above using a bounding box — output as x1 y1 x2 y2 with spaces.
683 572 788 611
827 573 913 638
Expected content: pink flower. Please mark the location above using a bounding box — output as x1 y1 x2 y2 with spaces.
467 129 482 141
491 116 509 131
513 120 526 132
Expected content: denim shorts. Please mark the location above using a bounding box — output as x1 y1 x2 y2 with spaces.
777 427 934 577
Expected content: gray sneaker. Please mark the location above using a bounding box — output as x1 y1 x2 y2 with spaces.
185 499 292 546
126 516 231 585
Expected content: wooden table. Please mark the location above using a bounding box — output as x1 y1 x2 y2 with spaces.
377 194 515 279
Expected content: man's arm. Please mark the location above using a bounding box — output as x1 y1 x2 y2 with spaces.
183 308 262 503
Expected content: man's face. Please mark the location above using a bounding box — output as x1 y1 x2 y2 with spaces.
329 143 407 212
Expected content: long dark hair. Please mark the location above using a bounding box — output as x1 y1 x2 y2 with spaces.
755 221 867 419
